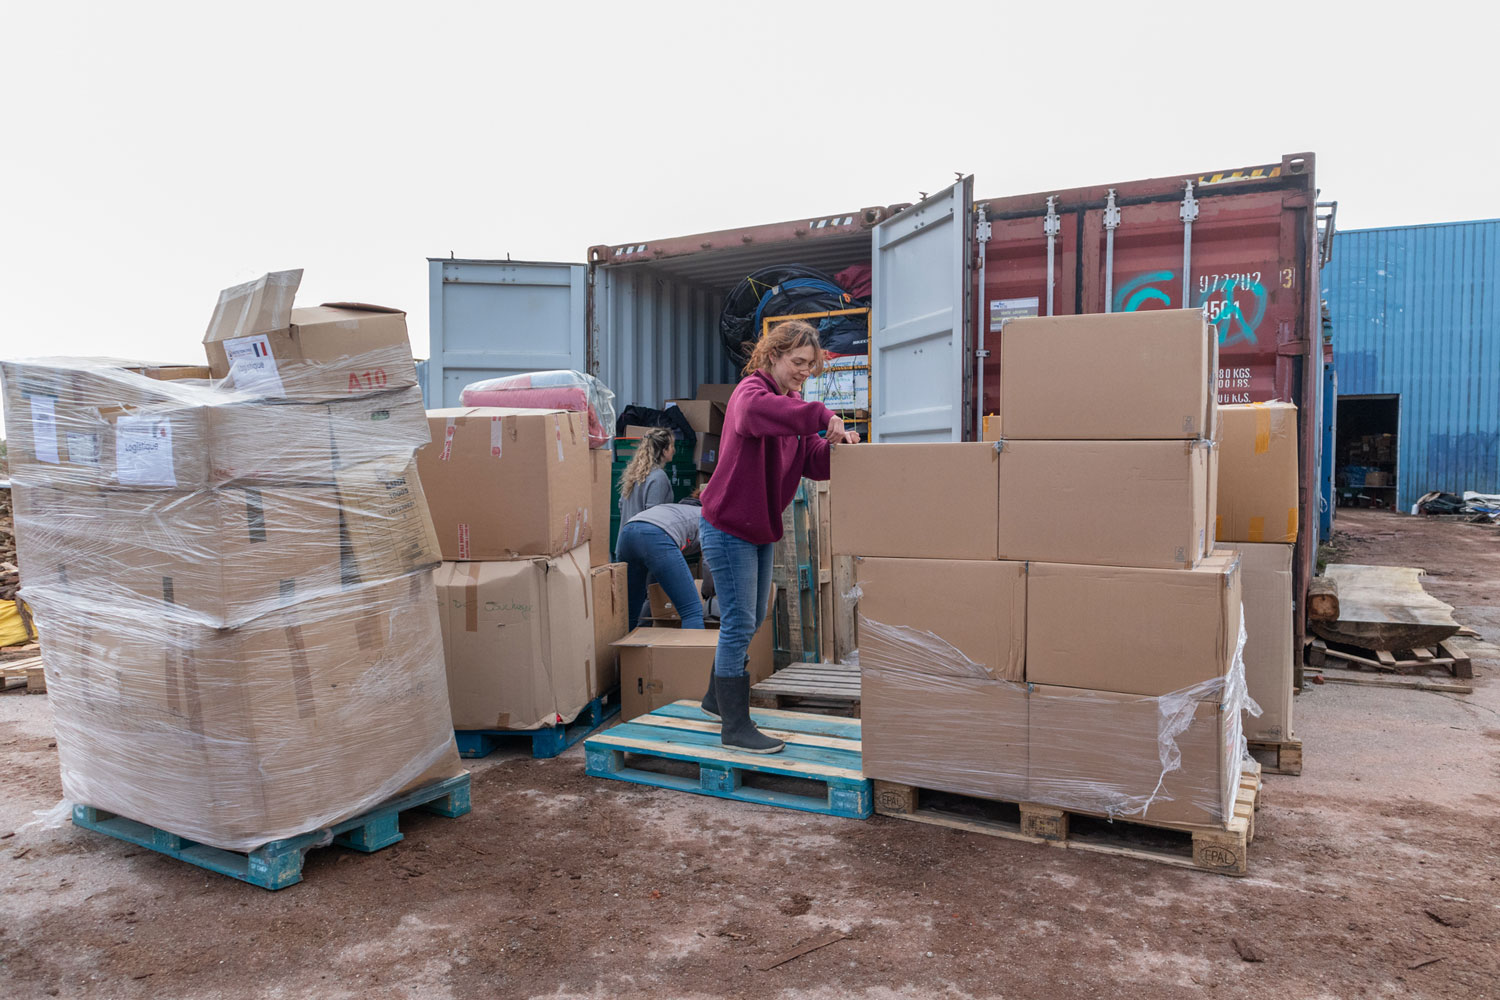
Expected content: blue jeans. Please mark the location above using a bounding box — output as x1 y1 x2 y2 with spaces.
615 522 704 631
699 519 773 677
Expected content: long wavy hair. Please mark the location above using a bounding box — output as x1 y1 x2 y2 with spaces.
621 427 674 499
744 319 825 378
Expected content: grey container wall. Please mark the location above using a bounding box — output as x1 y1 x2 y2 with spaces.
426 257 735 413
1321 219 1500 511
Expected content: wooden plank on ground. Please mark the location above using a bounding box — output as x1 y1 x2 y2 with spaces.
1315 667 1471 694
1310 564 1461 651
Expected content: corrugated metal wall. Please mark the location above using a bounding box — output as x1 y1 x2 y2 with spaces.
594 265 738 411
1321 219 1500 511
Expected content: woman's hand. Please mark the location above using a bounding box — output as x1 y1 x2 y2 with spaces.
826 415 860 445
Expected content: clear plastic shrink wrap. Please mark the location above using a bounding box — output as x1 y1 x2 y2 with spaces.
459 370 617 448
859 607 1257 830
2 321 464 851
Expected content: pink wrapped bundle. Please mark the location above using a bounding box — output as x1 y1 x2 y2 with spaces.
459 370 616 447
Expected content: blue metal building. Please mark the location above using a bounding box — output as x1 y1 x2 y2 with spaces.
1320 218 1500 514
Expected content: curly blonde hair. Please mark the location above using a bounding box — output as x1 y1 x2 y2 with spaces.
621 427 674 499
744 319 825 378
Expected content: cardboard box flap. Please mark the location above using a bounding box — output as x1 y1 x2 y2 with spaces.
613 627 720 649
318 302 407 316
204 269 303 343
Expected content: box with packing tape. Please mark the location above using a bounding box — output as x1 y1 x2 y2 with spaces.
202 269 417 401
416 407 593 560
432 545 596 731
1216 402 1298 543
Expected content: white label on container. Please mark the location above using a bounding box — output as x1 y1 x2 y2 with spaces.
30 397 60 464
115 416 177 486
490 416 503 458
989 296 1039 331
65 432 102 465
223 334 285 397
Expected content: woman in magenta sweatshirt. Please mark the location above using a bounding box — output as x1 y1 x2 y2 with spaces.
698 320 859 753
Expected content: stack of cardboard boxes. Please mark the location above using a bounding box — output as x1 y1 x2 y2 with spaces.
416 401 622 731
0 269 464 851
834 310 1252 830
1214 401 1300 748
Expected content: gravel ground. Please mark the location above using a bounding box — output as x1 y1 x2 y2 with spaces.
1 508 1496 999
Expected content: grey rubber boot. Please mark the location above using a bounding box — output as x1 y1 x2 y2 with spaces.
700 673 720 718
715 674 784 754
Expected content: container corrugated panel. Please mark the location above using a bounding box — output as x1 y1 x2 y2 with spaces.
593 265 737 410
1321 219 1500 511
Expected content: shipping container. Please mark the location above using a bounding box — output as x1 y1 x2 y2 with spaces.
428 152 1329 649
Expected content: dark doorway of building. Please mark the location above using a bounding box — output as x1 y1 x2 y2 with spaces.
1336 394 1399 509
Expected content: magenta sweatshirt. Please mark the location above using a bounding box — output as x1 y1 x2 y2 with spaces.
701 369 836 545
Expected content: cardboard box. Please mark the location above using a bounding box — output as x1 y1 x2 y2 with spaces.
433 545 595 731
861 658 1029 803
696 384 735 405
996 439 1210 569
590 449 614 566
854 557 1026 682
1026 553 1242 696
39 573 464 851
1028 684 1236 829
693 433 721 473
1204 442 1220 558
665 399 725 436
831 443 999 559
982 415 1002 442
335 458 442 583
416 407 593 560
999 310 1216 440
202 270 416 401
646 579 708 626
590 563 628 698
615 586 777 721
1216 402 1299 543
14 482 345 629
1217 542 1294 742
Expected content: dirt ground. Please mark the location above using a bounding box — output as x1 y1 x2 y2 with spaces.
2 508 1497 999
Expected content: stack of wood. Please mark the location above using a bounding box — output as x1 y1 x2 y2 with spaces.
1 485 18 603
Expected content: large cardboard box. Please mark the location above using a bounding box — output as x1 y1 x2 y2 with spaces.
1216 402 1299 543
590 449 613 566
335 458 443 583
665 399 726 436
590 563 628 698
854 557 1026 682
1026 553 1242 696
433 545 595 731
14 483 345 628
996 439 1210 569
1217 542 1294 742
37 574 464 851
831 443 999 559
647 579 707 625
999 310 1216 440
696 384 735 405
202 270 417 401
1028 684 1237 829
416 407 593 560
858 589 1029 801
615 621 775 723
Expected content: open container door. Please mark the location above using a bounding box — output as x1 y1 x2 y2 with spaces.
425 258 588 407
869 176 973 442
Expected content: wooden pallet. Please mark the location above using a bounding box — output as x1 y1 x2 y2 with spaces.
751 660 860 717
71 773 471 890
1307 637 1472 680
456 688 620 759
584 700 871 819
1247 738 1303 776
872 761 1262 877
1311 667 1472 694
0 656 44 694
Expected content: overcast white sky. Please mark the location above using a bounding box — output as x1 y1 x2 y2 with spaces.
1 0 1494 435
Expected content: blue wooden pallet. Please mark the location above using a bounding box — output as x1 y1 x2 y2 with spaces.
71 773 471 891
584 700 871 819
456 688 621 760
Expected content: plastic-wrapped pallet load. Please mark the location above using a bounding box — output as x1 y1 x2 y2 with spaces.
0 277 464 853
